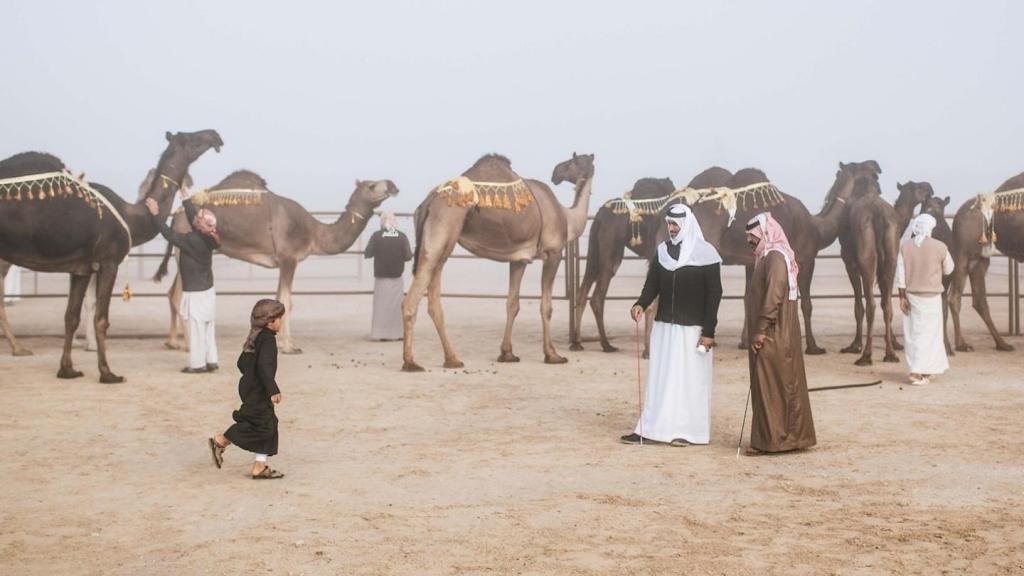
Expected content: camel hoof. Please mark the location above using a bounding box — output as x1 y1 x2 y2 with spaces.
642 351 649 360
545 354 568 365
601 344 619 353
100 373 125 384
893 341 904 352
282 347 303 355
443 359 465 369
955 344 974 353
805 346 826 356
996 343 1015 352
883 354 900 363
569 343 584 352
12 348 33 357
163 341 181 350
401 362 425 373
497 352 520 363
854 357 873 367
57 367 84 379
840 345 862 354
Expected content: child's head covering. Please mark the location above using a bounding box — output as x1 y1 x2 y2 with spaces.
244 299 286 352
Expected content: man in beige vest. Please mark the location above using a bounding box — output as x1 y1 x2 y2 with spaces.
897 214 954 385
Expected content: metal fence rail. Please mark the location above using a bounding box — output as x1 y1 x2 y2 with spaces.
7 211 1022 336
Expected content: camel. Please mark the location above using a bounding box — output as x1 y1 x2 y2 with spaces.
949 171 1024 352
0 170 194 357
908 189 954 354
153 170 398 353
570 168 737 355
0 130 223 382
401 152 594 371
649 164 864 355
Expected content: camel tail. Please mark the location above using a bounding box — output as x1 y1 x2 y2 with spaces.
153 242 174 282
579 215 603 294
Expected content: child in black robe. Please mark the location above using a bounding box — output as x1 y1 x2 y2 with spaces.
208 299 286 479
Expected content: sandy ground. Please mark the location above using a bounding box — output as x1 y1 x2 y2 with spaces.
1 261 1023 575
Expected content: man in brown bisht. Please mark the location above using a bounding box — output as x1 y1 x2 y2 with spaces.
743 212 816 455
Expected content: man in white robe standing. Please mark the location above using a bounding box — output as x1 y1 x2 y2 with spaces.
897 214 954 385
622 203 723 446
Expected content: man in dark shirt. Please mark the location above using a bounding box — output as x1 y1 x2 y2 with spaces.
364 212 412 340
146 192 220 373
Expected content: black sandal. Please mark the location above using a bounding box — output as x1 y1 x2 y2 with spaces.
208 438 224 469
251 467 284 480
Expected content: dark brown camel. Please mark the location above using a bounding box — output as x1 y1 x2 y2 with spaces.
0 130 223 382
402 153 594 371
911 190 954 354
154 170 398 353
949 171 1024 352
835 161 904 365
652 164 862 354
569 176 677 353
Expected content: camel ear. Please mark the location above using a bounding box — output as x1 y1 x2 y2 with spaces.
839 162 847 170
165 131 173 142
354 179 362 188
897 182 905 191
572 151 577 159
867 160 882 174
942 196 950 206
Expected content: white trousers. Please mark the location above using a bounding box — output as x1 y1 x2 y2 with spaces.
635 322 713 444
181 288 218 369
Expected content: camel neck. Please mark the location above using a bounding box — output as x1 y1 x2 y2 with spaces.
812 180 851 250
565 176 594 241
313 200 374 255
893 198 917 235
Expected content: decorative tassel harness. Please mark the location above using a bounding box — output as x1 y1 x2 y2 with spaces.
188 188 265 208
972 187 1024 245
604 181 787 246
0 170 133 246
435 177 535 213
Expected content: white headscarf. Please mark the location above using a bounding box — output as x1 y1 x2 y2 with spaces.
381 212 398 236
657 204 722 271
902 213 937 247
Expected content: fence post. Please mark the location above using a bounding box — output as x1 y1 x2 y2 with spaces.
565 238 578 342
1013 259 1021 336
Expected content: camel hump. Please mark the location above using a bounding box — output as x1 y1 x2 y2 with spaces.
462 153 519 183
0 151 66 178
994 171 1024 193
211 169 269 191
687 167 733 189
629 177 675 199
728 168 770 188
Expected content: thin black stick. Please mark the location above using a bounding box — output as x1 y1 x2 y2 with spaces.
808 380 882 393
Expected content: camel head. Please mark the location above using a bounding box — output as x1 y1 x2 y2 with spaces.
920 194 950 219
823 167 858 209
551 152 595 185
895 181 935 209
349 179 399 213
839 160 882 182
165 129 224 162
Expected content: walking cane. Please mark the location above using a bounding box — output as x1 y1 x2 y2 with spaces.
634 317 644 447
736 384 751 459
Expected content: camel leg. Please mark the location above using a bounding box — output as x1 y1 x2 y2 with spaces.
570 254 597 352
165 272 183 350
643 298 656 359
950 254 973 352
276 260 302 354
877 255 900 363
541 252 567 364
855 255 878 367
968 258 1015 351
401 265 433 372
840 251 865 354
798 259 825 355
0 262 32 356
941 278 954 356
57 274 91 379
92 263 124 383
591 258 622 353
426 265 463 368
498 261 528 362
403 232 461 371
81 275 97 352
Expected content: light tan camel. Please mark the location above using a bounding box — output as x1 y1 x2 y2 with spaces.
949 171 1024 352
154 170 398 353
401 153 594 371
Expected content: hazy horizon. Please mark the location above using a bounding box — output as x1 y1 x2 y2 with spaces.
3 1 1022 215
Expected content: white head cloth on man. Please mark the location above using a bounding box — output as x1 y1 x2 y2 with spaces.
657 203 722 271
381 211 398 236
902 213 937 247
746 212 799 301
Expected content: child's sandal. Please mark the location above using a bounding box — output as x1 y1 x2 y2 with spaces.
208 438 225 469
251 467 284 480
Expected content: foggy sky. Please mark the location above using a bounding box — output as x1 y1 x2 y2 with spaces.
2 1 1022 215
